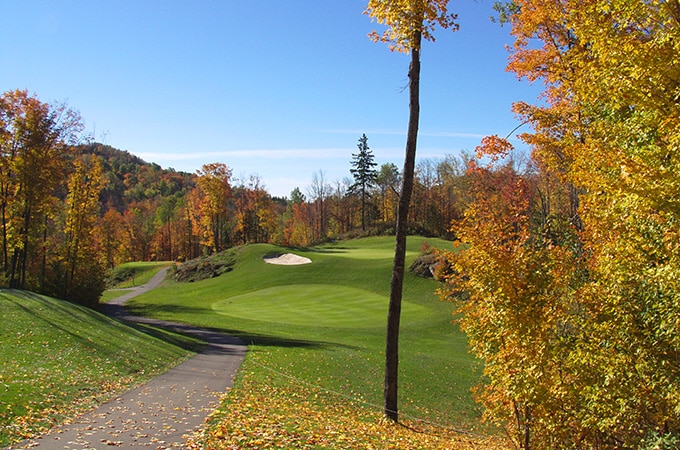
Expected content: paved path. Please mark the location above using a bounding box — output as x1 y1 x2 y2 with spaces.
10 268 246 449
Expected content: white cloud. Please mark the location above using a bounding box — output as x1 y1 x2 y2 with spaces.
319 128 488 139
135 147 351 162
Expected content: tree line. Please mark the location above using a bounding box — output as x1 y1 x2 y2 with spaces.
0 89 474 306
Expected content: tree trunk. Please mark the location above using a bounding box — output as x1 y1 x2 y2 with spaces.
384 33 421 422
361 188 366 231
1 182 7 277
19 203 31 289
41 214 48 290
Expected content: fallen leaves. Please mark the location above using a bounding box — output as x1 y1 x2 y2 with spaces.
187 371 508 449
1 291 197 447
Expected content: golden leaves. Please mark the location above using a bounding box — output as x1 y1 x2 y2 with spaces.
188 372 508 449
490 0 680 446
364 0 458 53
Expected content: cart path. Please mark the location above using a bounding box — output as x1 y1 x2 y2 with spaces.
10 267 246 449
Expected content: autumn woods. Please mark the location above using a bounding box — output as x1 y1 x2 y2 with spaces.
0 90 105 306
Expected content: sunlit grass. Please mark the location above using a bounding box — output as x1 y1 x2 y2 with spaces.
108 261 171 288
0 290 201 446
212 284 430 328
188 366 507 449
128 236 485 438
100 261 172 303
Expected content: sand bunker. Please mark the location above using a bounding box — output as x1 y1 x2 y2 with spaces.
263 253 312 265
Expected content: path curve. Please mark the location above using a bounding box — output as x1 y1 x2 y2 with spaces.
10 267 246 449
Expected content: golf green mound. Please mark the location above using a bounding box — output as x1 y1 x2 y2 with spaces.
315 247 414 260
212 284 431 328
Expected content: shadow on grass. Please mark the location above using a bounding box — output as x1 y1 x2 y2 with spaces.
270 245 351 255
114 302 212 319
127 322 206 352
5 290 204 355
110 301 360 353
6 290 129 348
214 328 361 352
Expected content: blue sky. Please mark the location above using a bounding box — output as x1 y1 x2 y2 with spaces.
1 0 540 198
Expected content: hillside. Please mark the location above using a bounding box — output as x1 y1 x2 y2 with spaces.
79 142 196 213
0 289 200 446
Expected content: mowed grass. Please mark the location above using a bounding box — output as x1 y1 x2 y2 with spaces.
113 261 172 288
101 261 172 303
0 290 201 447
128 236 483 434
213 284 431 328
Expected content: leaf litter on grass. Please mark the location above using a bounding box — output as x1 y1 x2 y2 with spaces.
0 290 199 447
187 370 509 449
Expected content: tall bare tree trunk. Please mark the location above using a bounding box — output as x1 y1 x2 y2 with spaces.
384 31 421 422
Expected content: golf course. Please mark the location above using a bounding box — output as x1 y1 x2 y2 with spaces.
127 235 495 448
2 236 508 448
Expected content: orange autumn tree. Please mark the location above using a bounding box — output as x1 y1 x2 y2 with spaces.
441 0 680 447
99 208 125 269
364 0 457 422
232 174 278 245
282 190 315 247
439 141 582 448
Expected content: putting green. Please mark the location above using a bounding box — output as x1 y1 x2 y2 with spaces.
314 247 417 260
212 284 431 328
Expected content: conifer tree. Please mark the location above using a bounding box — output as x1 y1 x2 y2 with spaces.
349 134 377 231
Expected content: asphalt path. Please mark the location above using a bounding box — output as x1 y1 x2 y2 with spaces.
9 268 246 449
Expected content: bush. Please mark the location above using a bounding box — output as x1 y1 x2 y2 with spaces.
106 266 136 288
408 241 454 281
173 249 238 283
408 253 439 278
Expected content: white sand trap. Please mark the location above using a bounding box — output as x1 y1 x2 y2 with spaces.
263 253 312 265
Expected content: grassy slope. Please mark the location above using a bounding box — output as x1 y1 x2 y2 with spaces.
101 261 172 303
0 290 200 446
128 236 482 431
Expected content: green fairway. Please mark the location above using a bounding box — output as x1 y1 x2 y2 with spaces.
212 284 430 328
102 261 172 303
0 290 200 446
312 245 418 260
128 236 481 429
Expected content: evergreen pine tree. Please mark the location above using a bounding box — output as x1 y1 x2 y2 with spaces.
349 134 377 231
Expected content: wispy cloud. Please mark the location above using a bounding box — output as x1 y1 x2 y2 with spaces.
136 148 351 162
420 131 487 139
319 128 487 139
320 128 406 136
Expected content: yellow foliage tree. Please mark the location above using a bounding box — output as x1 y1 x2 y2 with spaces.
62 155 107 306
0 90 82 290
439 153 583 448
443 0 680 446
194 162 232 253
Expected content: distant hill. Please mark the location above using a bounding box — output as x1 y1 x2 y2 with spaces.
78 143 196 212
